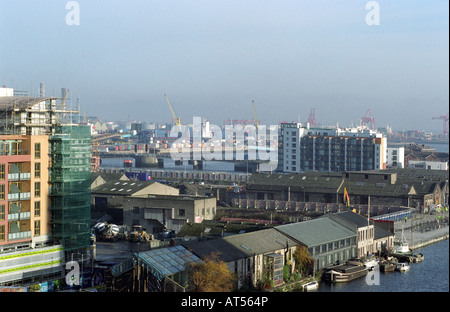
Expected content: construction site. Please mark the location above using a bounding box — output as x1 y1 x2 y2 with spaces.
0 84 93 288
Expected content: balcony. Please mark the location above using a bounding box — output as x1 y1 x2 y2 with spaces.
7 192 31 201
8 231 31 241
7 172 31 181
7 211 31 221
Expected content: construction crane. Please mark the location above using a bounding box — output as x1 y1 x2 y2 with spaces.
360 109 375 130
61 89 70 110
432 114 449 137
164 93 181 126
252 100 259 131
307 108 317 126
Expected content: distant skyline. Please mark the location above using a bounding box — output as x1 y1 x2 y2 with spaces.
1 1 448 133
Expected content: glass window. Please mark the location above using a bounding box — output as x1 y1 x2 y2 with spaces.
35 162 41 178
34 182 40 197
0 225 4 241
0 184 4 200
34 201 41 217
0 204 4 221
34 220 40 236
0 164 4 180
35 143 41 159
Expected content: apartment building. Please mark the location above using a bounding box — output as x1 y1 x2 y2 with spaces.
279 123 387 173
0 87 90 288
386 146 405 168
0 135 50 248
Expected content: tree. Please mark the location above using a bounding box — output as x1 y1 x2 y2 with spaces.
293 245 313 276
186 252 236 292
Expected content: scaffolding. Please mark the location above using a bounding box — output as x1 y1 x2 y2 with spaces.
49 126 91 259
0 93 79 135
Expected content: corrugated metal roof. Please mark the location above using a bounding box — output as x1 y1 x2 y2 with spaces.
135 245 202 280
247 172 344 193
183 228 297 262
275 218 356 247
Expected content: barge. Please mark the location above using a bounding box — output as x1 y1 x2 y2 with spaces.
323 262 368 283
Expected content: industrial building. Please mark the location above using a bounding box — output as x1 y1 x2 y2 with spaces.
0 86 91 288
244 169 448 213
278 122 387 173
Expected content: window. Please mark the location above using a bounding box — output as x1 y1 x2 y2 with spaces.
35 162 41 178
132 206 139 214
178 209 185 217
0 164 4 180
35 143 41 159
34 182 40 197
34 220 40 236
0 184 4 200
34 201 40 217
0 225 4 241
0 204 4 221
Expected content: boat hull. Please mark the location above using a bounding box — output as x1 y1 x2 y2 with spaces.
380 262 395 272
324 263 368 283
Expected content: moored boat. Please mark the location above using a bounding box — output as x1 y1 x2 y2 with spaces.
411 253 424 263
303 280 319 292
391 229 412 259
363 256 379 271
396 262 410 272
324 262 368 283
379 260 396 272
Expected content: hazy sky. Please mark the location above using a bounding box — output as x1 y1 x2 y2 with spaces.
1 1 448 132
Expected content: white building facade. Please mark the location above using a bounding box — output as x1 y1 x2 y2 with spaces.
386 146 405 168
279 123 387 173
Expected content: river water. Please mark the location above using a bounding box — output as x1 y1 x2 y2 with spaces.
317 239 449 292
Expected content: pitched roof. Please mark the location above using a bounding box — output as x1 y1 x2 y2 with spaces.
247 172 344 193
91 180 156 195
323 211 374 233
338 180 415 197
275 218 356 247
135 245 202 280
183 228 297 262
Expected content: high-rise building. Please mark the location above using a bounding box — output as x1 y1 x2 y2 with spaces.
279 123 387 173
0 86 91 288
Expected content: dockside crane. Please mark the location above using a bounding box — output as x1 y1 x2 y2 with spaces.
360 109 375 130
432 114 449 138
164 93 181 126
252 100 259 131
307 108 318 127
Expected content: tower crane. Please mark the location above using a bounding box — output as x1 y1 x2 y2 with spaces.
252 100 259 131
432 114 449 137
164 93 181 126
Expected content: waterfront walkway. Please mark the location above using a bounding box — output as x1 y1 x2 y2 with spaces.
394 213 449 250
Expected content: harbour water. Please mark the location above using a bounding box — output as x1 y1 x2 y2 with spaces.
318 239 449 292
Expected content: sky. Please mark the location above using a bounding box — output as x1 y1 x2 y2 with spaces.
0 0 448 133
